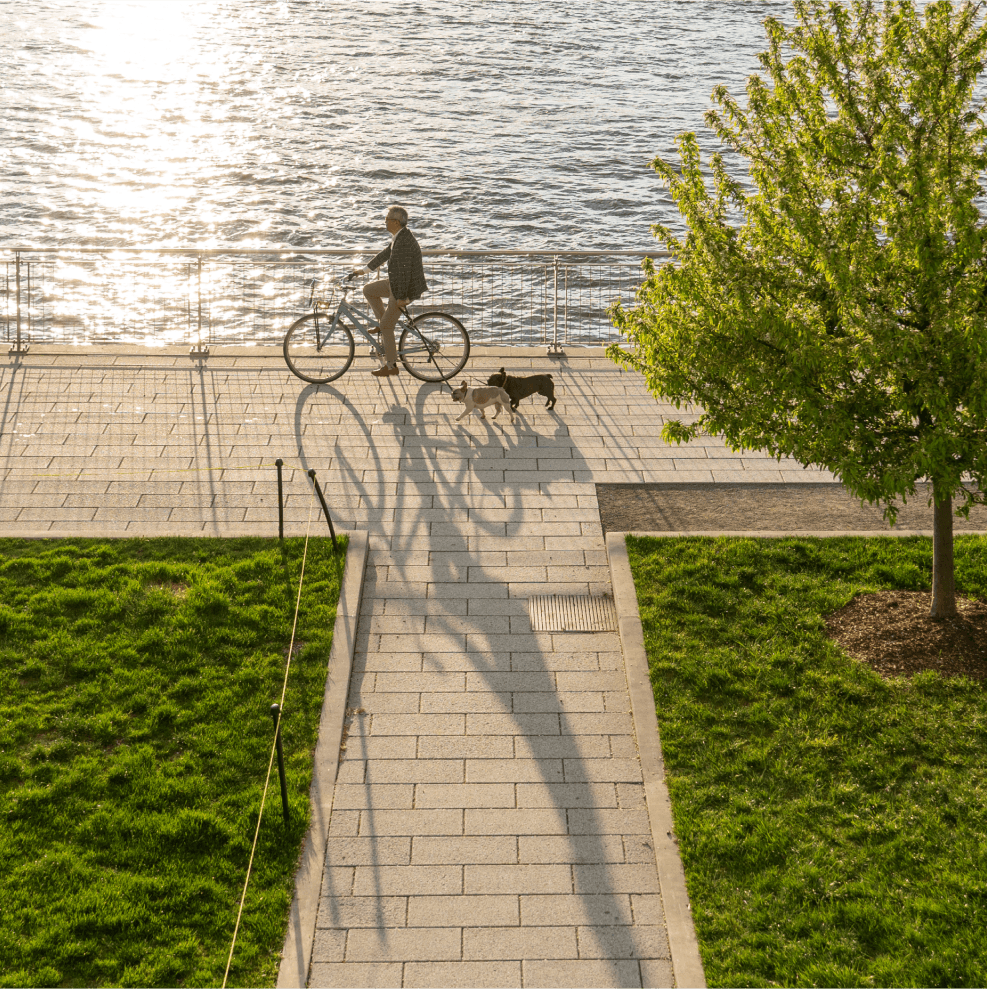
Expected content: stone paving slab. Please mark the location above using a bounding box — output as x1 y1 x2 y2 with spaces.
0 347 832 988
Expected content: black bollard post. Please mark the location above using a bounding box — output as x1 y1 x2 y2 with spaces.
270 703 289 825
275 459 284 540
307 469 338 551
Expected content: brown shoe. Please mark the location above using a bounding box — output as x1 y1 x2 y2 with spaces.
372 364 399 377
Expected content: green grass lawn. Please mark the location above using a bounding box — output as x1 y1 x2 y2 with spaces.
627 535 987 989
0 536 346 988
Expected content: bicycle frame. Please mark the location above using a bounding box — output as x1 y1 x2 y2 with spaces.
284 274 470 385
311 279 433 358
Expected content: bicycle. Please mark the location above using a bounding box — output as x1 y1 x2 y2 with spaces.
282 272 470 384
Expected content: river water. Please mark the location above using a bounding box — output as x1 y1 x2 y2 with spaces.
1 1 794 346
1 0 792 251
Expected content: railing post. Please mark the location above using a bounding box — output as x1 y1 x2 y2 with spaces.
190 253 209 358
307 469 339 551
564 265 568 346
548 254 564 356
275 458 284 539
270 703 290 826
9 251 29 356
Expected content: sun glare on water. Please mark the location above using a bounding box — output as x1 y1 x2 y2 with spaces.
82 1 209 78
63 1 265 248
33 1 288 345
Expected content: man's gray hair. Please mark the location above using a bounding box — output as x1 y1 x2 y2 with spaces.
386 205 409 226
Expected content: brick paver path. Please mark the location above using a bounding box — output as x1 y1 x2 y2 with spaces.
0 347 830 987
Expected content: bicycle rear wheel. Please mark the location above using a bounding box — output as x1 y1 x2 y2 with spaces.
399 311 470 382
283 312 355 384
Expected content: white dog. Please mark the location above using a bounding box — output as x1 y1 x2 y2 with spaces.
451 381 515 422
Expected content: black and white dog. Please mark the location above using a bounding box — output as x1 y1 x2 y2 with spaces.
450 381 515 422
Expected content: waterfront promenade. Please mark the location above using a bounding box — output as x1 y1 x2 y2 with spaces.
0 346 832 988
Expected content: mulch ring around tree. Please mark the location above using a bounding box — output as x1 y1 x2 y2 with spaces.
826 590 987 681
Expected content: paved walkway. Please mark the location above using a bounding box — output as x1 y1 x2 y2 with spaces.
596 481 987 534
0 346 831 988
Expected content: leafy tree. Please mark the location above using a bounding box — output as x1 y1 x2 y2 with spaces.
609 0 987 617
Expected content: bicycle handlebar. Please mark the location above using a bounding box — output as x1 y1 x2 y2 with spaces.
307 271 365 307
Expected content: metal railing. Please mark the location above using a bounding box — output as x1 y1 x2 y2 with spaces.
1 248 668 353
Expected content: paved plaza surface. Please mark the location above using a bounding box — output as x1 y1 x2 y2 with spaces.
0 346 834 988
597 480 987 534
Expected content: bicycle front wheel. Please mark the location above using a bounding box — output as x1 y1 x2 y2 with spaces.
283 312 355 384
399 311 470 382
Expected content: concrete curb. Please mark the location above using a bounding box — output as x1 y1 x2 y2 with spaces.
0 529 349 539
606 532 707 989
277 530 368 989
9 529 987 541
618 530 987 539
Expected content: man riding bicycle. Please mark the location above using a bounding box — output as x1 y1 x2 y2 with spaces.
355 205 428 378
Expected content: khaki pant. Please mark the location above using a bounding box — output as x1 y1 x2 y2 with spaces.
363 278 409 367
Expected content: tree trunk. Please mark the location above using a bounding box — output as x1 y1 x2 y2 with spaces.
930 480 957 618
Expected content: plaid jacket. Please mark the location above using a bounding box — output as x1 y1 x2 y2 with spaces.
368 227 428 303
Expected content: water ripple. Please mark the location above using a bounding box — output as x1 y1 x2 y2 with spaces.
0 0 792 250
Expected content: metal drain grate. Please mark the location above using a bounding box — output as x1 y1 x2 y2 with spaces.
528 594 618 632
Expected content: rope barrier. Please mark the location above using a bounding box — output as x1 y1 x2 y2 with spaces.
221 480 318 989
